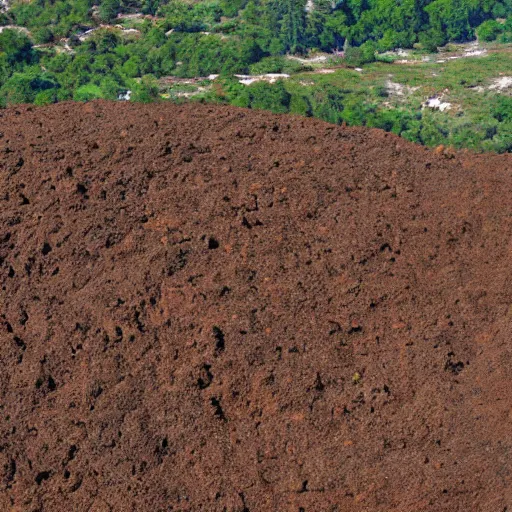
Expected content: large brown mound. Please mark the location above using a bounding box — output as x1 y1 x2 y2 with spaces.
1 101 512 512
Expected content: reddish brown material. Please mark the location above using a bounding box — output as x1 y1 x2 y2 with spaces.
1 102 511 511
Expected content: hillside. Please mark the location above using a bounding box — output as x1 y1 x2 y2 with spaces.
1 0 512 152
1 102 512 511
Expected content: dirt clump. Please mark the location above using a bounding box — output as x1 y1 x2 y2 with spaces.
1 101 511 512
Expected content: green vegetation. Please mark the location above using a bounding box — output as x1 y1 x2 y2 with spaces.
0 0 511 152
167 47 512 153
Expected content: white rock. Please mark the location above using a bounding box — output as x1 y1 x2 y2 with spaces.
118 90 132 101
489 76 512 91
423 96 452 111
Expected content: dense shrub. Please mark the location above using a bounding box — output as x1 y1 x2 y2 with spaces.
476 20 504 41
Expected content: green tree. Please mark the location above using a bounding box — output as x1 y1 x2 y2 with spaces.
73 83 104 101
33 26 55 44
95 30 120 54
100 76 122 99
306 0 335 50
98 0 120 22
476 19 504 41
289 93 312 116
310 85 345 124
0 29 35 67
234 80 291 113
122 56 142 77
34 88 59 105
0 69 56 104
130 74 160 103
418 28 446 51
280 0 307 53
345 43 377 66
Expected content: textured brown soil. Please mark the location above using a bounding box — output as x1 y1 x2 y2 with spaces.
1 101 512 512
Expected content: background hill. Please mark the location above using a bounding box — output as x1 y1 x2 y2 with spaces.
1 1 512 151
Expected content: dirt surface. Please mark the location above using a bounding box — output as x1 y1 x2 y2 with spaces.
1 101 512 512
